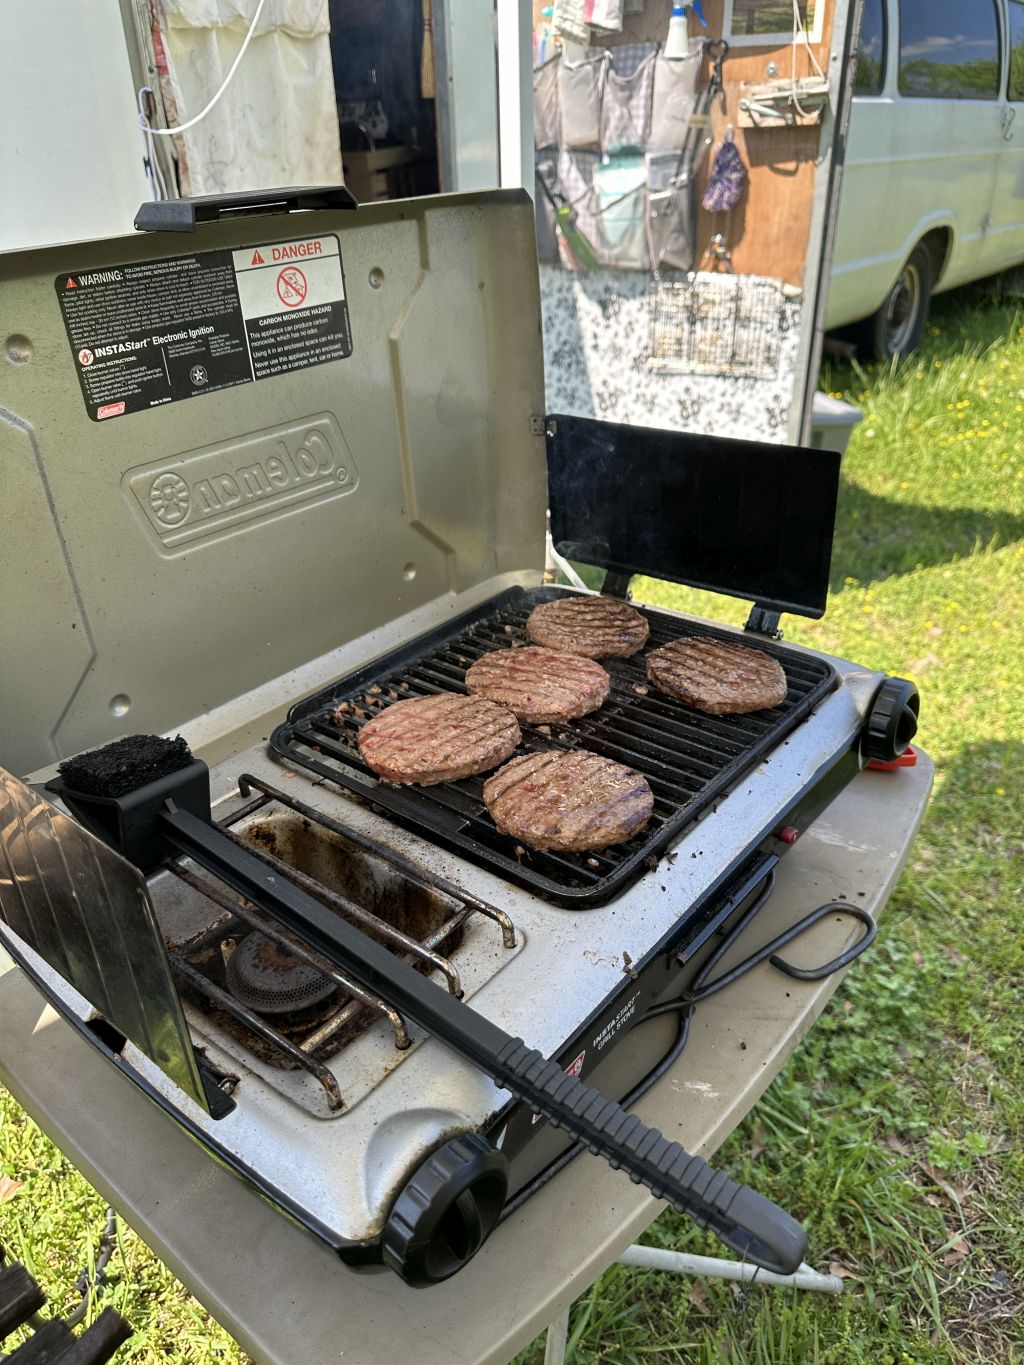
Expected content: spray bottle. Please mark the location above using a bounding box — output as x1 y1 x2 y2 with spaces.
664 5 690 58
663 1 707 59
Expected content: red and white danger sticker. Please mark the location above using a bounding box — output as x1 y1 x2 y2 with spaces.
232 236 344 322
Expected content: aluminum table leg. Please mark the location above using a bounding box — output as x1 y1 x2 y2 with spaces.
541 1245 842 1361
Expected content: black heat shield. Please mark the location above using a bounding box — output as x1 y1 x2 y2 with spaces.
546 415 841 620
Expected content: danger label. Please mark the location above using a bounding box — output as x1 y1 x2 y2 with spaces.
56 234 351 422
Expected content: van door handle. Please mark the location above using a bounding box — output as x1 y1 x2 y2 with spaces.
1002 107 1016 141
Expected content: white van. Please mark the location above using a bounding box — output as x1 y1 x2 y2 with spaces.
827 0 1024 356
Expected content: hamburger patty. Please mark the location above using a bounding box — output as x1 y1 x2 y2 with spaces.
526 595 650 659
355 692 520 785
464 647 610 724
645 636 788 715
483 750 654 851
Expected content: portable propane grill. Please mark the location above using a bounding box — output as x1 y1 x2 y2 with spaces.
0 189 919 1288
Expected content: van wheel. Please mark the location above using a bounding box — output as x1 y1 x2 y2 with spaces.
858 244 933 360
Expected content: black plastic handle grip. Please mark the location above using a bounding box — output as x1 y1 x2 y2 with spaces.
494 1040 806 1275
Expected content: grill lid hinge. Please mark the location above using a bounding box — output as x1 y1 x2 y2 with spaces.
602 570 634 600
744 604 784 639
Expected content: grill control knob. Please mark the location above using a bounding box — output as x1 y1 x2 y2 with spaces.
382 1133 509 1287
862 677 920 764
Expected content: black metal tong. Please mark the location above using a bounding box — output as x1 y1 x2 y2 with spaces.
52 750 807 1276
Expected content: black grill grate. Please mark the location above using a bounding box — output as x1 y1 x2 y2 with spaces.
270 588 837 907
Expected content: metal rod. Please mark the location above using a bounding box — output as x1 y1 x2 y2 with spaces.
167 864 410 1050
542 1307 571 1365
298 996 367 1053
236 773 518 949
218 821 464 996
617 1244 845 1293
170 956 345 1111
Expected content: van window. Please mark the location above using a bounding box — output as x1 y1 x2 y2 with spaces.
898 0 1001 99
1009 0 1024 101
854 0 886 94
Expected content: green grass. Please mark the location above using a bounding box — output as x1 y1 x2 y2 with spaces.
3 283 1024 1362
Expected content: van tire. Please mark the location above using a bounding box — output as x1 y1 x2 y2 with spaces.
857 244 933 360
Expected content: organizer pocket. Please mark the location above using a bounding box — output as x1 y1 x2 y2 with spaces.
557 149 603 263
558 53 608 149
593 155 649 270
648 50 702 152
600 49 656 154
533 55 561 150
646 151 696 272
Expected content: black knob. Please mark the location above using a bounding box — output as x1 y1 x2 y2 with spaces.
381 1133 509 1287
862 676 920 763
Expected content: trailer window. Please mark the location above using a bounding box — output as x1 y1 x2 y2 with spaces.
898 0 1000 99
854 0 887 94
1010 1 1024 101
725 1 820 43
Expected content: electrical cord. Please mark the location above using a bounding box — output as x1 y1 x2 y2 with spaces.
144 0 268 137
65 1207 119 1328
0 1207 118 1352
789 0 827 121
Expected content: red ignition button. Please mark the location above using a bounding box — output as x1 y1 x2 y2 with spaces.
866 744 918 772
777 826 800 845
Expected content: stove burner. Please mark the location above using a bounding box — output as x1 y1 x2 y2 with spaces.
225 932 339 1015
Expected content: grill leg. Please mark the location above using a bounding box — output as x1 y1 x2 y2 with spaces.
539 1245 841 1363
617 1243 844 1293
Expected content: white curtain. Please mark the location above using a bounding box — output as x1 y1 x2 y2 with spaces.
159 0 343 195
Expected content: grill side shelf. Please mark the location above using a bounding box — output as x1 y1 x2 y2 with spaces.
270 587 837 908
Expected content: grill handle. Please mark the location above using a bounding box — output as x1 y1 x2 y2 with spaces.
494 1040 806 1275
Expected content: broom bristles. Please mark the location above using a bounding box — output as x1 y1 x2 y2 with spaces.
421 0 436 99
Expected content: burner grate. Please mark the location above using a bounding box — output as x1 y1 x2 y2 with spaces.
164 775 517 1111
271 587 837 907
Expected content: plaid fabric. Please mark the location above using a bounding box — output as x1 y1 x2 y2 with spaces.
606 41 658 74
601 47 657 152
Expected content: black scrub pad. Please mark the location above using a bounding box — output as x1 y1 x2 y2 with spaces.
57 734 194 798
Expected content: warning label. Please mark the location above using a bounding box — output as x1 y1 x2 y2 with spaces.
56 235 351 421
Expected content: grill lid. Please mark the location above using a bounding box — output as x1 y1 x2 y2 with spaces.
0 191 546 777
546 414 841 621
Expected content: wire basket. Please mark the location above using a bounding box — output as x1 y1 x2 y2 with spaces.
646 272 788 380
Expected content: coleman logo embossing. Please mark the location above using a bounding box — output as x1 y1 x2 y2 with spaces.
125 414 357 552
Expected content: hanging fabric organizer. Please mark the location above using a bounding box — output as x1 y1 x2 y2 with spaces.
533 39 710 272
